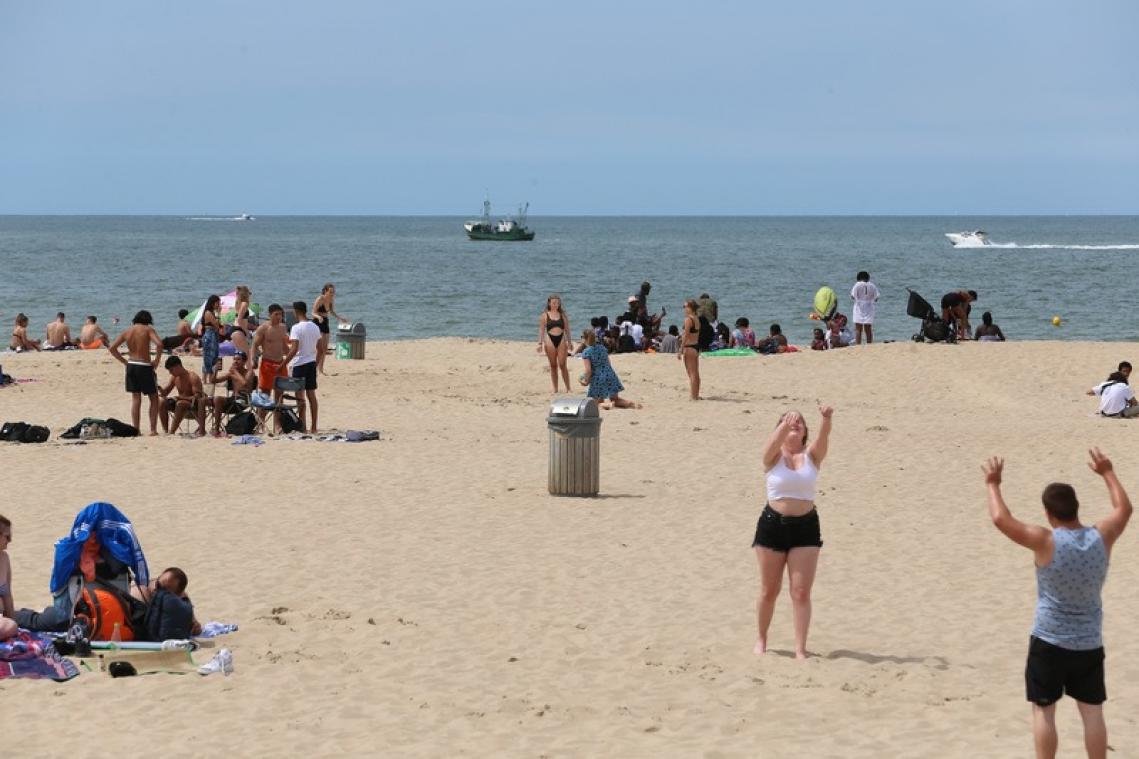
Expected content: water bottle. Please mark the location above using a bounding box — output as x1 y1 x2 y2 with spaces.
110 622 122 650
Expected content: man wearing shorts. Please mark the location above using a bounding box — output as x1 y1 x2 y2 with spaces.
284 300 321 433
252 303 290 395
107 310 164 435
983 449 1131 759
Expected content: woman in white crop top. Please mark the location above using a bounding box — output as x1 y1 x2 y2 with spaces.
752 406 834 660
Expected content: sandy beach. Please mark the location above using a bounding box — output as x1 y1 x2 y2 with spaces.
3 339 1139 757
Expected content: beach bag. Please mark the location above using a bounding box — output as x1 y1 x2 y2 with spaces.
1 421 29 442
225 411 256 436
21 425 50 443
74 581 144 642
279 408 303 434
141 589 194 642
697 317 714 351
105 418 140 437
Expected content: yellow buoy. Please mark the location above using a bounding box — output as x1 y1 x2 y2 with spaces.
1052 316 1061 327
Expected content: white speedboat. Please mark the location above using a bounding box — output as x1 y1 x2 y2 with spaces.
235 213 255 222
945 230 989 247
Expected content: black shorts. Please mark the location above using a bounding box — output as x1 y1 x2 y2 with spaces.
1025 636 1106 706
752 504 823 552
292 361 317 391
315 317 330 335
125 363 157 395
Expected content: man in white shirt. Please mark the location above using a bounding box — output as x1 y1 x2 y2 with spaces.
1089 370 1139 418
284 301 322 432
850 271 880 345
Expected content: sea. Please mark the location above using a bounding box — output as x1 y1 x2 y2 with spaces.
2 215 1138 343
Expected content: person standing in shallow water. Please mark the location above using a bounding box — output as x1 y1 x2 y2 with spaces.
983 449 1131 759
537 294 572 393
753 406 833 660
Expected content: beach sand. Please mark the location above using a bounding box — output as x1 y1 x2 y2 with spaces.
2 339 1139 757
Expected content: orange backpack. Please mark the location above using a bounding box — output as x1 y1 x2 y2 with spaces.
74 582 138 641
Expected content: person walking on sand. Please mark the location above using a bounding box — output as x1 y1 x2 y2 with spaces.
284 301 321 433
982 449 1131 759
312 283 348 376
538 294 572 393
679 299 701 400
850 271 879 345
107 310 164 435
753 406 833 660
579 331 640 410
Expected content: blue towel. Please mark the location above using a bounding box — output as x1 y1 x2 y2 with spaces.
50 502 149 594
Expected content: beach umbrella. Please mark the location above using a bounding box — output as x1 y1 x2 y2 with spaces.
187 290 263 331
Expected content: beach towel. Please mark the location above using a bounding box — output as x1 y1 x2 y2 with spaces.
704 348 757 357
51 503 149 594
230 435 264 446
0 631 81 681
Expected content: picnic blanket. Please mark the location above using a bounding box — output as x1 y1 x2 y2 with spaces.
0 631 80 681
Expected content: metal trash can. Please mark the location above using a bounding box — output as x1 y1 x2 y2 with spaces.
336 322 367 360
547 397 602 496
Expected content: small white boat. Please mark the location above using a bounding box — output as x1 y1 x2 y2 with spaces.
235 213 255 222
945 230 989 247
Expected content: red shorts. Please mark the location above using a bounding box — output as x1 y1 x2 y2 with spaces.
258 359 288 392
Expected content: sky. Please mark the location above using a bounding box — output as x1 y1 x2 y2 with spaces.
1 1 1137 215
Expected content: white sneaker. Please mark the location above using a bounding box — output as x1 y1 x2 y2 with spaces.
198 648 234 676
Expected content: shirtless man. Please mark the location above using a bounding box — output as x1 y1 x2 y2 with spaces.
107 310 164 435
9 314 41 352
159 356 206 436
211 350 256 435
941 289 977 339
251 304 290 427
44 312 73 349
79 315 109 349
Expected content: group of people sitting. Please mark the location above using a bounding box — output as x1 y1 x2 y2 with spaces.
1090 361 1139 418
8 312 111 352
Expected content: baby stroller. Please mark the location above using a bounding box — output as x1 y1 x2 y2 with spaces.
906 289 954 343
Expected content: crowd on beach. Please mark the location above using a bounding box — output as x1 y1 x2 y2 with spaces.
5 283 349 437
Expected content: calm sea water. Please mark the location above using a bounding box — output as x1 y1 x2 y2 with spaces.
2 215 1138 343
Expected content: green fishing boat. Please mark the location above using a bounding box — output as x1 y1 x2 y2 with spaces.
464 199 535 241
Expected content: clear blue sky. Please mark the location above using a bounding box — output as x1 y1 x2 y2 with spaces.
2 1 1137 214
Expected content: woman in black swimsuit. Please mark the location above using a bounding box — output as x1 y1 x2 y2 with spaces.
229 285 252 358
537 294 572 393
312 283 348 376
678 299 701 400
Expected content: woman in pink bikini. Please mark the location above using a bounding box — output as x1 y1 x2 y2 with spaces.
752 406 834 659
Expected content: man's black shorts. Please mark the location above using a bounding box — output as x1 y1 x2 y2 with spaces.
125 362 157 395
291 361 317 391
1025 635 1106 706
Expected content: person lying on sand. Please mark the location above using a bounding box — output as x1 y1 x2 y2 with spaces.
131 566 202 637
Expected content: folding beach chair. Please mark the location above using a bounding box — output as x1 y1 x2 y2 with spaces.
252 376 306 435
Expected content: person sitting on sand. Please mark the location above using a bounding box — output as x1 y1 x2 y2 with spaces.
974 311 1006 342
107 310 165 435
730 317 756 349
658 325 680 354
44 312 74 349
941 289 977 338
79 315 110 349
810 327 827 351
824 318 850 349
211 350 256 435
159 355 207 436
131 566 202 638
579 330 640 410
0 515 15 641
9 313 41 352
754 406 834 660
982 449 1131 759
1088 371 1139 418
162 308 195 352
756 323 790 354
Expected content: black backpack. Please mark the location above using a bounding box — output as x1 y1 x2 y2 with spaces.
279 408 303 433
1 421 29 442
225 411 256 436
21 425 49 443
697 317 714 351
141 589 195 642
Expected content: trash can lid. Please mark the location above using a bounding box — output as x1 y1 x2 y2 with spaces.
548 397 599 418
337 322 366 336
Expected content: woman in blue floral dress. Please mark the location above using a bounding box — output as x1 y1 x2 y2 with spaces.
579 331 640 409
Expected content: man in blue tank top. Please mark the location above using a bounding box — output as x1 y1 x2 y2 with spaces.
983 448 1132 759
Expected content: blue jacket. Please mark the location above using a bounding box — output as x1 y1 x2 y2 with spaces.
50 502 150 593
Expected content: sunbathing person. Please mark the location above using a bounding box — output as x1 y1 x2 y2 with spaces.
756 324 790 354
0 515 14 641
79 315 110 349
44 312 74 349
9 313 41 352
130 566 202 638
161 308 195 352
211 350 256 435
159 356 207 436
